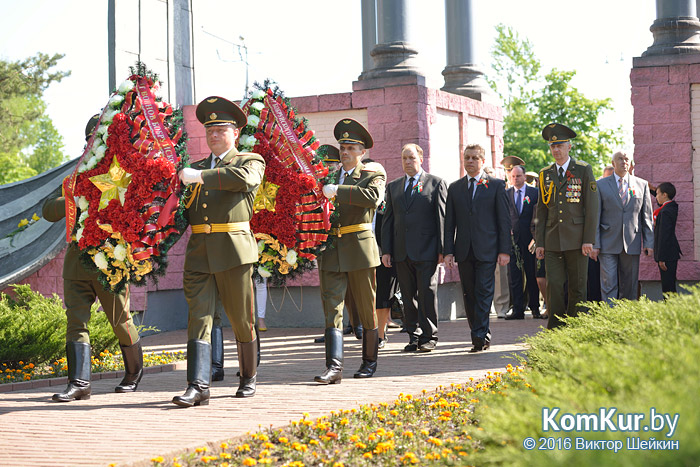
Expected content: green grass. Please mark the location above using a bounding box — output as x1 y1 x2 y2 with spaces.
144 287 699 467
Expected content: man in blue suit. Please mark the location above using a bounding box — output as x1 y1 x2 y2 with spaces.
505 164 541 319
444 144 511 352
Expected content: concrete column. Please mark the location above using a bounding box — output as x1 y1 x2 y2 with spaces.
643 0 700 56
361 0 423 80
358 0 377 79
441 0 492 101
108 0 194 105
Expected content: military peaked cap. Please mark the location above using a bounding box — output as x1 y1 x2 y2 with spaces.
318 144 340 163
85 114 100 141
196 96 247 128
542 123 576 145
334 118 373 149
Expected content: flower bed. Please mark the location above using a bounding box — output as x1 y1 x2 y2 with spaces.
0 349 185 384
145 371 511 466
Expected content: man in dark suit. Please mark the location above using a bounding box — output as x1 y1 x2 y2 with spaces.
653 182 682 294
505 164 541 319
444 144 511 352
535 123 599 329
381 143 447 352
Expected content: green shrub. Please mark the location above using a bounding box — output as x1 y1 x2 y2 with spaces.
471 287 700 466
0 284 119 367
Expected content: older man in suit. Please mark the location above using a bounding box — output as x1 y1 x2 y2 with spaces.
591 151 653 301
444 144 511 352
173 96 265 407
505 164 541 319
314 119 386 384
381 143 447 352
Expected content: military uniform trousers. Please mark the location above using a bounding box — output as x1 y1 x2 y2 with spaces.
319 267 378 330
183 263 255 343
544 249 588 329
64 278 139 345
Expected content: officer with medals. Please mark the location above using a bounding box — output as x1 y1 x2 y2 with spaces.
44 115 143 402
315 119 386 384
173 96 265 407
534 123 599 329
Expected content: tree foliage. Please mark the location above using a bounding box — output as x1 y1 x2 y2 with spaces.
0 53 70 185
488 24 623 175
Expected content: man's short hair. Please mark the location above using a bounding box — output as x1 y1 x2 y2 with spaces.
657 182 676 200
402 143 424 159
511 165 526 175
464 144 485 160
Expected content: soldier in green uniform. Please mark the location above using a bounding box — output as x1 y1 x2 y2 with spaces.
172 96 265 407
314 119 386 384
535 123 599 329
44 115 143 402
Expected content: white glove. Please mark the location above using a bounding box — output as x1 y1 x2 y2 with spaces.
322 184 338 198
179 168 203 185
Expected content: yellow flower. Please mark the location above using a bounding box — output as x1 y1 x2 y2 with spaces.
259 434 269 442
278 436 288 444
18 218 29 228
237 443 251 452
309 440 319 446
242 458 257 466
220 452 232 459
195 447 207 453
428 437 443 446
389 410 398 416
363 452 373 459
340 418 349 425
349 435 360 442
258 459 272 465
220 442 229 450
150 456 164 463
355 442 367 449
420 429 430 436
402 431 414 438
32 213 40 221
333 463 345 467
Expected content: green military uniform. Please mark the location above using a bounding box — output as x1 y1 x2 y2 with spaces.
535 124 599 329
46 114 143 402
182 148 265 342
173 96 264 407
319 160 386 329
314 119 386 384
42 187 139 346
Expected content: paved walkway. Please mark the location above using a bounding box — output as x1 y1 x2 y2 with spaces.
0 317 544 466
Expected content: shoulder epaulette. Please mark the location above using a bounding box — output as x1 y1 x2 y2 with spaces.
361 162 386 175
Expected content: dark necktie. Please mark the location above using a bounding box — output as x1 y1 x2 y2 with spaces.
343 171 351 184
214 156 222 168
516 188 522 215
405 176 414 204
558 166 564 182
467 177 476 209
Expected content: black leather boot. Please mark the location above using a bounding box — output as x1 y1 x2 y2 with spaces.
211 326 224 382
354 327 378 378
236 339 257 398
52 342 91 402
314 328 343 384
115 340 143 392
172 340 211 407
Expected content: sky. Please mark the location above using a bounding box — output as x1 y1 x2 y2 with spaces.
0 0 657 159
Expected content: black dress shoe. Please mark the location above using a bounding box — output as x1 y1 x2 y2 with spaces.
404 343 418 352
418 341 436 352
314 335 325 343
469 342 491 353
343 324 353 335
505 314 525 320
531 311 541 319
354 324 363 340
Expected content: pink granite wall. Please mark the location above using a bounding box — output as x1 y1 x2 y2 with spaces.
631 63 700 281
9 86 503 304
